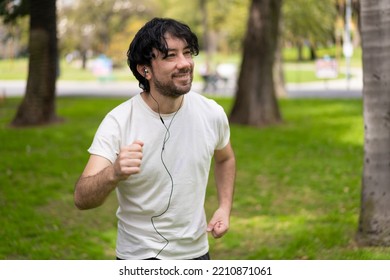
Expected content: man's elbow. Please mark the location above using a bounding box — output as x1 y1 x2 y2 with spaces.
74 192 87 210
73 188 97 210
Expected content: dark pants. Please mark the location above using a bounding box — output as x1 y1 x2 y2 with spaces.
117 252 210 260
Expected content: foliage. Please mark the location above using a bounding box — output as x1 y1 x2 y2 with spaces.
283 0 337 48
0 16 29 58
207 0 250 53
2 96 390 259
57 0 251 61
157 0 201 35
0 0 29 23
58 0 154 61
105 18 146 66
1 0 353 63
193 0 250 53
0 1 29 58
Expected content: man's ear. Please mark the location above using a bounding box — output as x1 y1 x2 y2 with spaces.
137 65 149 78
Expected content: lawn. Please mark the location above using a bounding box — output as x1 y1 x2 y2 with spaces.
1 96 389 260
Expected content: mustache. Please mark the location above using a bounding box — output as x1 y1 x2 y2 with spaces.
173 69 192 76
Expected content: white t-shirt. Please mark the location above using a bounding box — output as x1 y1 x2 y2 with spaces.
88 91 230 259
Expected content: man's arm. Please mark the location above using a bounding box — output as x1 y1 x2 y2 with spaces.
74 140 144 210
207 141 236 238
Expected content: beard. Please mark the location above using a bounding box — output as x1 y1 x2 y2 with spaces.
152 69 193 98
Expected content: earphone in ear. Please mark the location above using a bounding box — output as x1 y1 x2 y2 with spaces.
144 68 149 75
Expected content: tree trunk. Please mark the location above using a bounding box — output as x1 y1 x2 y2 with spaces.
356 0 390 246
229 0 283 127
297 42 304 61
11 0 60 127
309 44 317 61
274 12 286 98
81 49 88 70
200 0 212 72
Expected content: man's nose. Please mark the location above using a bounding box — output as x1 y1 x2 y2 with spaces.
176 54 192 69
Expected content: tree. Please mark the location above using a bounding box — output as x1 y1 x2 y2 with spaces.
229 0 283 127
205 0 250 53
159 0 250 54
0 0 29 22
356 0 390 246
0 0 59 126
59 0 153 68
283 0 336 61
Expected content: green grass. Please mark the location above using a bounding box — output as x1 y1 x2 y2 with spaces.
2 96 389 260
283 63 346 83
0 58 135 81
283 45 362 68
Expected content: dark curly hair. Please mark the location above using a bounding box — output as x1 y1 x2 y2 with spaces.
127 18 199 92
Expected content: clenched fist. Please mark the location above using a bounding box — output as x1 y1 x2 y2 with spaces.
113 140 144 181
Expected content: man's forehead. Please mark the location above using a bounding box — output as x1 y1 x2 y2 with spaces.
163 33 188 48
151 35 189 57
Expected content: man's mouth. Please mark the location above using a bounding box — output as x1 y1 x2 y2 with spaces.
174 74 190 79
173 70 192 78
173 73 192 84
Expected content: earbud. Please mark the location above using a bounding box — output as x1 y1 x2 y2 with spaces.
144 68 149 75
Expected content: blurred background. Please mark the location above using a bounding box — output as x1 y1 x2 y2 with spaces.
0 0 361 86
4 0 389 261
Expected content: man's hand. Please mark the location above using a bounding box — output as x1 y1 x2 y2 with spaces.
113 140 144 181
206 208 230 238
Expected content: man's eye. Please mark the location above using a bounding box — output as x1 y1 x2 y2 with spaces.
167 53 176 57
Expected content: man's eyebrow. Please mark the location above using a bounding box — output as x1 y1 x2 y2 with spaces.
167 45 191 52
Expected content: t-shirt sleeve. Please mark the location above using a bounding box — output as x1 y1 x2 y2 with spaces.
215 105 231 150
88 113 121 164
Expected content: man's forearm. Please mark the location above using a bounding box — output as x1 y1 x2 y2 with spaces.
74 165 119 210
207 155 235 238
214 156 236 212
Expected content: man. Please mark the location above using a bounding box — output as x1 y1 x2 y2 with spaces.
74 18 235 260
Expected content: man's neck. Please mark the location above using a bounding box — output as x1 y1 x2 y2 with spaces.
141 91 185 114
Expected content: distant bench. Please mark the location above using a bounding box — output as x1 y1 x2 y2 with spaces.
199 63 237 93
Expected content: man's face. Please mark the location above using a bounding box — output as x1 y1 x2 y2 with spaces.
149 33 194 97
